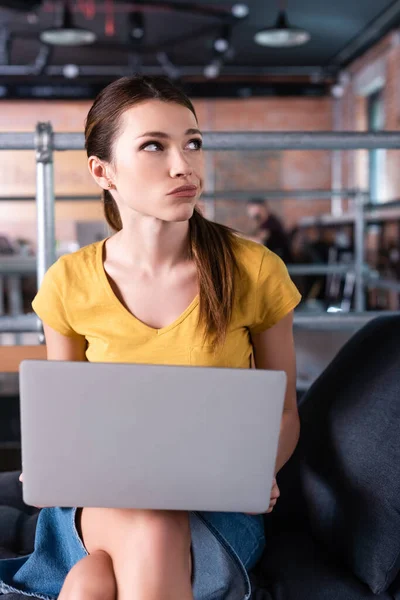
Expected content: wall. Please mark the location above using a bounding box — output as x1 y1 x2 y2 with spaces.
207 97 333 231
0 101 101 249
0 95 333 248
338 30 400 202
1 31 399 249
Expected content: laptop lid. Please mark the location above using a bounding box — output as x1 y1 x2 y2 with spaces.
19 360 286 513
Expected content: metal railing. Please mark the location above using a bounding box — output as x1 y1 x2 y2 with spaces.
0 126 399 334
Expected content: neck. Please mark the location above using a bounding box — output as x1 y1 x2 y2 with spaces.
113 215 191 274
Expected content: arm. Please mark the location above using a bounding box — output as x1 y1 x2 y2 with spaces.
43 323 87 361
251 310 300 475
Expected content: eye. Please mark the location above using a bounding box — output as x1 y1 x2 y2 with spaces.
187 138 203 150
141 141 163 152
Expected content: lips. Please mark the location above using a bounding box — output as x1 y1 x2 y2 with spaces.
168 184 198 195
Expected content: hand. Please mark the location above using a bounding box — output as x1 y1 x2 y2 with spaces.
246 478 280 515
267 478 280 514
19 473 44 509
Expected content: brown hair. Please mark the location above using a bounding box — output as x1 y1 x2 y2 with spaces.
85 75 238 348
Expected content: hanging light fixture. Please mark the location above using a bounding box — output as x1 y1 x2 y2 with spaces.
254 0 310 48
213 25 231 53
40 1 97 47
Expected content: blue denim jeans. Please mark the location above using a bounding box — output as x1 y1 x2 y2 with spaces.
0 507 265 600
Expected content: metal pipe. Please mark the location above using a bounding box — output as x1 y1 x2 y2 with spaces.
300 205 400 227
1 131 400 151
0 257 36 275
287 264 371 276
365 198 400 210
0 313 38 332
0 276 3 315
204 136 216 221
1 311 397 334
0 195 102 202
0 257 378 277
203 132 400 151
331 96 344 216
0 64 330 78
294 311 400 330
0 132 36 150
35 122 56 289
201 189 359 201
354 190 366 312
366 278 400 293
7 276 23 316
0 189 360 202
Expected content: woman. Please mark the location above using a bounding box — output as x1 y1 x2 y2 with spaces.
0 75 301 600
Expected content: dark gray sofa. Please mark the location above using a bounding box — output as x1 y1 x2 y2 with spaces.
1 314 400 599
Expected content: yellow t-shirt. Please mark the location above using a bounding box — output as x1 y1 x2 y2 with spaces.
32 236 301 368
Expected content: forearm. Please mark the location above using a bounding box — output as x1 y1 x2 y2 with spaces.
275 410 300 474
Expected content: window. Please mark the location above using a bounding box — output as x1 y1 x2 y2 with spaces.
367 90 385 203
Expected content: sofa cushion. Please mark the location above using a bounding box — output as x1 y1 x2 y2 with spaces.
257 528 393 600
297 315 400 594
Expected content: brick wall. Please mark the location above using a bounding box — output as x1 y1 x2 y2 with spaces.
1 32 399 248
205 98 333 232
0 95 332 247
338 31 400 201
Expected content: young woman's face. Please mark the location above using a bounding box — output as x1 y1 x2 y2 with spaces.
110 99 205 223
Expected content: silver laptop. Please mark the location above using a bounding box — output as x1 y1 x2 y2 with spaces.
19 360 286 513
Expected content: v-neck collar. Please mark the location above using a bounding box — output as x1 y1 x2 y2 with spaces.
96 238 199 336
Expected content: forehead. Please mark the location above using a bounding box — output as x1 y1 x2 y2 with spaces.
248 203 265 212
119 99 198 137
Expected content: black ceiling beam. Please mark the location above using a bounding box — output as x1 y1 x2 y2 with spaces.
0 25 10 65
0 81 329 100
0 63 333 79
329 0 400 67
0 0 41 10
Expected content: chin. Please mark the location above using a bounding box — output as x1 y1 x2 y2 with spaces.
166 203 196 223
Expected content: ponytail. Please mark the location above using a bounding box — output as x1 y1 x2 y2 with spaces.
103 189 122 232
189 208 238 349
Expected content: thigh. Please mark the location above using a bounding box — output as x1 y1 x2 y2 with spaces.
79 507 191 556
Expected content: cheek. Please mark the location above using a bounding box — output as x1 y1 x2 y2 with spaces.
117 156 153 186
193 154 205 180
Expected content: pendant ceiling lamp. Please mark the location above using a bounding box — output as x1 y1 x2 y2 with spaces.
40 1 97 47
254 0 310 48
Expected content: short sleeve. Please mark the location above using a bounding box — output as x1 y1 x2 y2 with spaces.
249 249 301 334
31 258 81 338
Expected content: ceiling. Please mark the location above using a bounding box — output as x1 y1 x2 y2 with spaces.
0 0 399 98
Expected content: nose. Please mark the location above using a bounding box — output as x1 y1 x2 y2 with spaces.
169 148 193 178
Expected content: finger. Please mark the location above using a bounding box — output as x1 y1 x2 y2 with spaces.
19 473 23 483
271 484 280 499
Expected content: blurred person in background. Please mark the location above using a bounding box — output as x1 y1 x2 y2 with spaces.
247 198 292 263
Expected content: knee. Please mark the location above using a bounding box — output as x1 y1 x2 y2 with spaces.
127 510 191 556
81 507 191 561
61 551 116 600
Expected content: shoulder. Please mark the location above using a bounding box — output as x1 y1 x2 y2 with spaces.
232 235 283 281
49 239 103 283
232 237 301 333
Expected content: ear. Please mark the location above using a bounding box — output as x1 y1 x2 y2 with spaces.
88 156 113 190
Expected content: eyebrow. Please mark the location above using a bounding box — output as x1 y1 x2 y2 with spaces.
136 128 202 140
